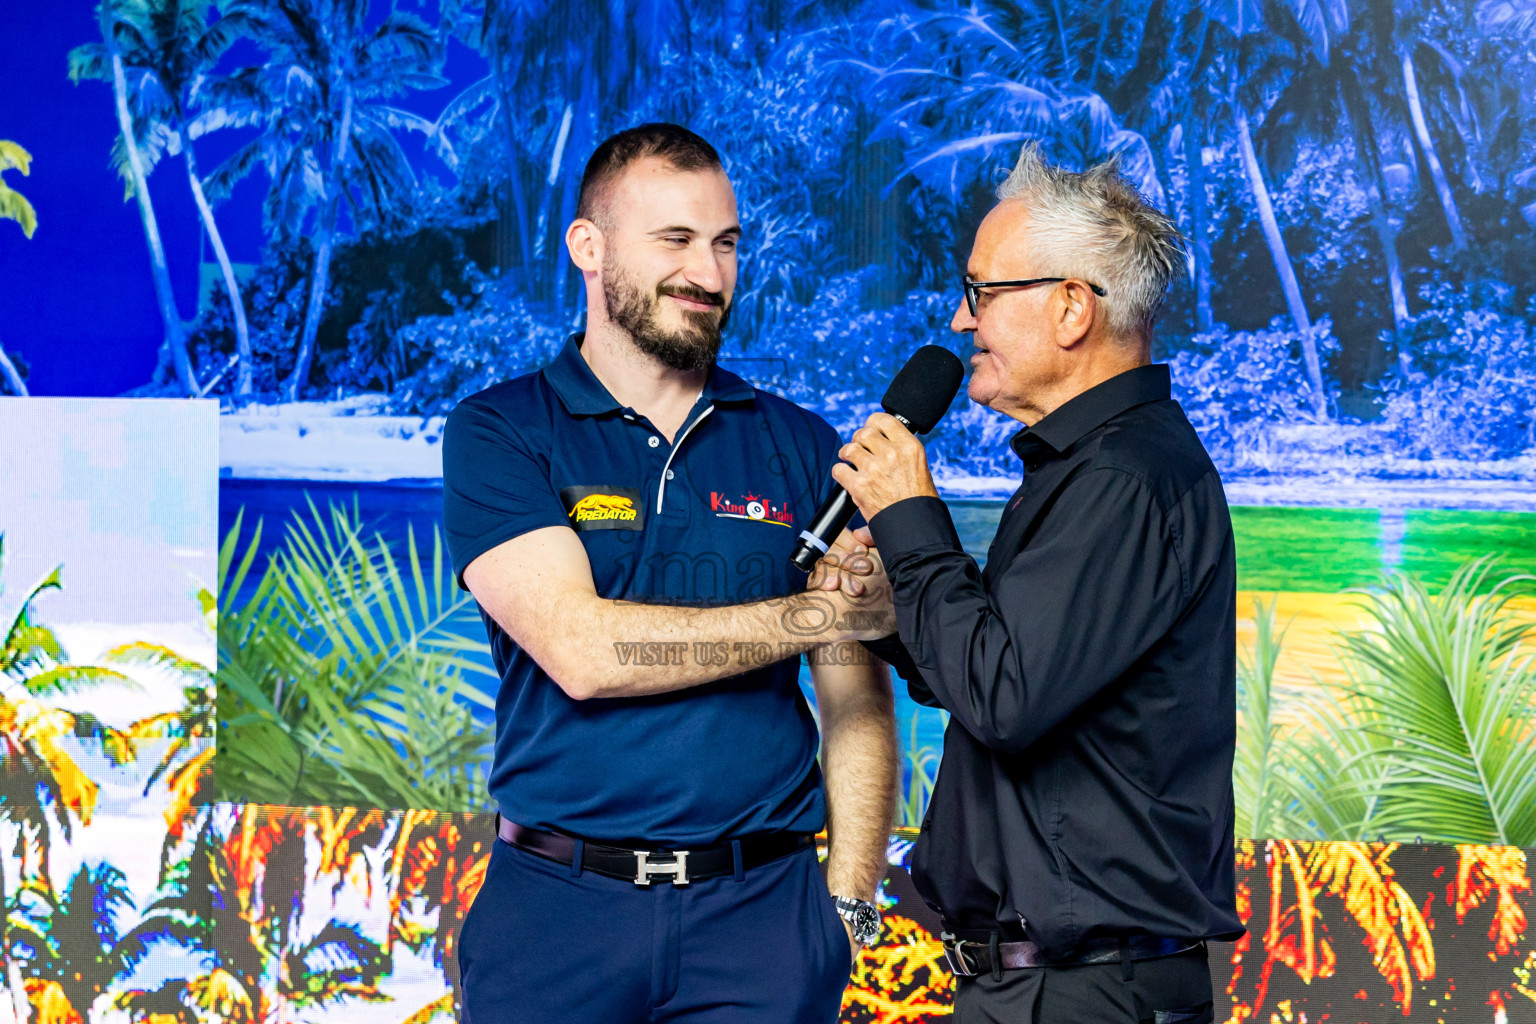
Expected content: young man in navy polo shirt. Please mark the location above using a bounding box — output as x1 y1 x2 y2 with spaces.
443 124 899 1023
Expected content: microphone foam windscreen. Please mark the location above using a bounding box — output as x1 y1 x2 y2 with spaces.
881 345 966 434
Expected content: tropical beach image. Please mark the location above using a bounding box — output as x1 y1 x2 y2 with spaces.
0 398 219 1023
3 0 1536 1020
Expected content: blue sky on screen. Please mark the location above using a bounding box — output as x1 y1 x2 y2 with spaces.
0 397 216 626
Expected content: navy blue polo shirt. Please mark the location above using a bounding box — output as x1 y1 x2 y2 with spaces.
443 335 845 846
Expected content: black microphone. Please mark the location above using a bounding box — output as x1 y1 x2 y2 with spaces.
790 345 966 572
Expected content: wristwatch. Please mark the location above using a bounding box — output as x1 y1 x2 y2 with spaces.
833 896 882 947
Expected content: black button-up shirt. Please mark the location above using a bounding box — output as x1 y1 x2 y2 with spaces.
868 364 1245 956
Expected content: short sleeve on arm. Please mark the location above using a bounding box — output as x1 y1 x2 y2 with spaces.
442 396 571 588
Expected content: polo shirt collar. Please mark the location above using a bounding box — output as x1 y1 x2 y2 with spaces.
1011 363 1171 462
544 335 621 415
702 363 755 403
543 333 755 417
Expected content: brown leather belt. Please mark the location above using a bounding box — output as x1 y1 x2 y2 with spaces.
496 817 812 886
941 932 1204 976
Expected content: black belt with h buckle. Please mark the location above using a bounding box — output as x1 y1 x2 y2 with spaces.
941 932 1204 976
496 817 812 886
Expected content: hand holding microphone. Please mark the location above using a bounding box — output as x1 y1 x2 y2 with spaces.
832 413 939 520
811 422 925 608
790 345 965 573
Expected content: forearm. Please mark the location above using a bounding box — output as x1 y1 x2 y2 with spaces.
557 591 866 700
859 634 939 706
464 524 895 701
818 662 898 901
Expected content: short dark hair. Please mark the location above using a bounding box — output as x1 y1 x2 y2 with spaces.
576 123 723 226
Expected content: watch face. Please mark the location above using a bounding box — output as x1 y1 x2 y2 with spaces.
851 902 880 945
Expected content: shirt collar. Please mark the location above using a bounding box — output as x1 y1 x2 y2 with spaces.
1010 363 1171 462
703 363 756 404
543 333 755 417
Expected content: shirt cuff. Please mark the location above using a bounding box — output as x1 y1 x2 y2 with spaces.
868 496 963 565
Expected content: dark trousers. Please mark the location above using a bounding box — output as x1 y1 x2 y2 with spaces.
951 945 1214 1024
458 839 852 1023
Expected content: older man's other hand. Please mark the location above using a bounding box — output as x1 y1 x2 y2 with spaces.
807 529 878 596
826 546 894 642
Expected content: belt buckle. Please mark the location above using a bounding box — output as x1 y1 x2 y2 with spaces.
633 849 689 886
940 933 978 977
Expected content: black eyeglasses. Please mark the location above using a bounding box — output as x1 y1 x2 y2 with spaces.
963 277 1108 316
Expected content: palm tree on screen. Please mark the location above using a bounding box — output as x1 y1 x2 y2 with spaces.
1453 0 1536 203
1109 0 1288 339
1130 0 1336 417
197 0 443 402
69 0 258 397
0 139 36 396
0 140 35 241
1096 0 1204 329
0 537 136 1024
1389 0 1536 254
1396 22 1468 252
71 1 197 396
1327 559 1536 847
4 863 134 1024
850 4 1165 212
0 540 136 830
1232 560 1536 846
1332 43 1413 337
1255 0 1496 340
441 0 702 313
216 504 494 811
1237 838 1436 1017
115 805 393 1024
385 809 489 1016
109 585 217 843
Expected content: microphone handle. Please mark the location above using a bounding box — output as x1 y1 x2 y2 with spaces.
789 487 858 573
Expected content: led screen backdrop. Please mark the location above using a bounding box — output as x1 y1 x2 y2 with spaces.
0 397 217 1023
8 0 1518 831
0 792 1532 1023
3 0 1536 1021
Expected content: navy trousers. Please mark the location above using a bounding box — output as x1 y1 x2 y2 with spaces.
458 839 852 1023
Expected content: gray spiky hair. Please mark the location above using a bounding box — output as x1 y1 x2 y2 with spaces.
995 143 1186 340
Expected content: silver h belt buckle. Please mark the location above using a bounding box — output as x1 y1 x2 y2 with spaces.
633 850 689 886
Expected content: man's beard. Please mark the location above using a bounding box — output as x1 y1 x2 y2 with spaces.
603 257 730 372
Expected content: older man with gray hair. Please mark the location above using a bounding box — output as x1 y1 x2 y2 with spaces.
830 145 1245 1022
